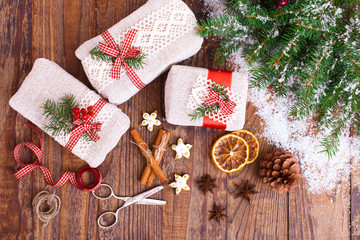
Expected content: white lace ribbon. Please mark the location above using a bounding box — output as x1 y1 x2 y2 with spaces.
187 76 242 124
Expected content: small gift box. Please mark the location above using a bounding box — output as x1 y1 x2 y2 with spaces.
165 65 248 131
75 0 203 104
9 58 130 168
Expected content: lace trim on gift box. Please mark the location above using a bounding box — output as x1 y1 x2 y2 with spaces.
187 76 242 124
82 0 197 92
50 90 116 159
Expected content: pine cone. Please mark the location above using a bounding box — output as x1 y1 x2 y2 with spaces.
259 149 301 193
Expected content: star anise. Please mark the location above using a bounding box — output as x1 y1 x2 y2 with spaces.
208 203 227 224
197 174 217 195
234 180 258 205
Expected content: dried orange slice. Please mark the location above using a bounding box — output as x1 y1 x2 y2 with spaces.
232 129 260 164
211 134 249 173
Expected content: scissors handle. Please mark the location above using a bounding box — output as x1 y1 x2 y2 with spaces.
97 210 119 229
92 183 114 200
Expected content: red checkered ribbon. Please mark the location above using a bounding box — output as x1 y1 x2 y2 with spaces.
204 89 236 116
99 29 145 89
13 122 102 192
65 98 107 151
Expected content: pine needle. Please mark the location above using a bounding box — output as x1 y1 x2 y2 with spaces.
42 94 78 136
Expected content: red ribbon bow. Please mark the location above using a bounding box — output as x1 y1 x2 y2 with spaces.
65 98 107 151
70 119 102 142
99 29 145 89
14 122 102 192
204 89 236 116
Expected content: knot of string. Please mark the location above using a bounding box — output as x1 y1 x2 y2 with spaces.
153 134 167 161
32 186 61 227
131 141 153 165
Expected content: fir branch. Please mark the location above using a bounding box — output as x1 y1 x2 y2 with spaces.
89 46 115 63
295 23 337 35
247 28 275 63
196 14 236 37
342 39 360 78
197 0 360 156
188 83 231 121
319 117 346 158
189 103 220 121
89 46 147 70
211 83 230 100
305 39 338 89
273 34 299 67
42 94 78 136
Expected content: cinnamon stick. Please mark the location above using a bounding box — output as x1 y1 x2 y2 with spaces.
130 129 167 182
140 129 170 186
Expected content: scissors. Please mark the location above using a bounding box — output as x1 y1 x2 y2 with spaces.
92 183 166 228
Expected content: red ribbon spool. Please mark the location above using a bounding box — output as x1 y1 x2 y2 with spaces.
13 122 102 192
76 166 102 191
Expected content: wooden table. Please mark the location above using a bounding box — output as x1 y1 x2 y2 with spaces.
1 0 359 239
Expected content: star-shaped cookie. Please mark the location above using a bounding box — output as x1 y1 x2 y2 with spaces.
171 138 192 159
141 111 161 131
169 174 190 195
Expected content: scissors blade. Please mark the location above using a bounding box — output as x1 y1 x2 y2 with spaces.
137 199 166 205
123 186 163 207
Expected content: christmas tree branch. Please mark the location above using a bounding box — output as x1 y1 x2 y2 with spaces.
189 103 220 121
188 83 232 121
247 28 275 63
197 0 360 157
273 35 299 67
295 23 337 35
320 117 346 158
304 39 338 91
342 39 360 78
89 46 147 70
274 9 301 18
211 83 230 100
42 94 78 136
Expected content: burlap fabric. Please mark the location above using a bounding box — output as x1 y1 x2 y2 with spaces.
9 58 130 168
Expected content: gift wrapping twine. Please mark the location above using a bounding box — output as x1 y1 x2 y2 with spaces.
32 186 61 227
140 130 170 186
14 122 102 192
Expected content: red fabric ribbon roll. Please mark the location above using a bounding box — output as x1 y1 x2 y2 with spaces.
76 166 102 190
65 98 106 151
100 29 145 89
202 69 233 130
14 122 102 192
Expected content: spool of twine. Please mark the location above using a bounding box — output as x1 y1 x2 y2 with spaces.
32 187 61 227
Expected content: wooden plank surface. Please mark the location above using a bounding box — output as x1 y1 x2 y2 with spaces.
0 0 355 239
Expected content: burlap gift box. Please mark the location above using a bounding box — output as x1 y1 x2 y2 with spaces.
75 0 203 104
165 65 248 131
9 58 130 168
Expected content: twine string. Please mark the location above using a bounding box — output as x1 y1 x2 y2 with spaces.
32 186 61 227
131 141 153 165
153 134 167 161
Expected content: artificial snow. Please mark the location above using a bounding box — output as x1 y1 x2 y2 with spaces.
248 87 360 193
205 0 360 193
